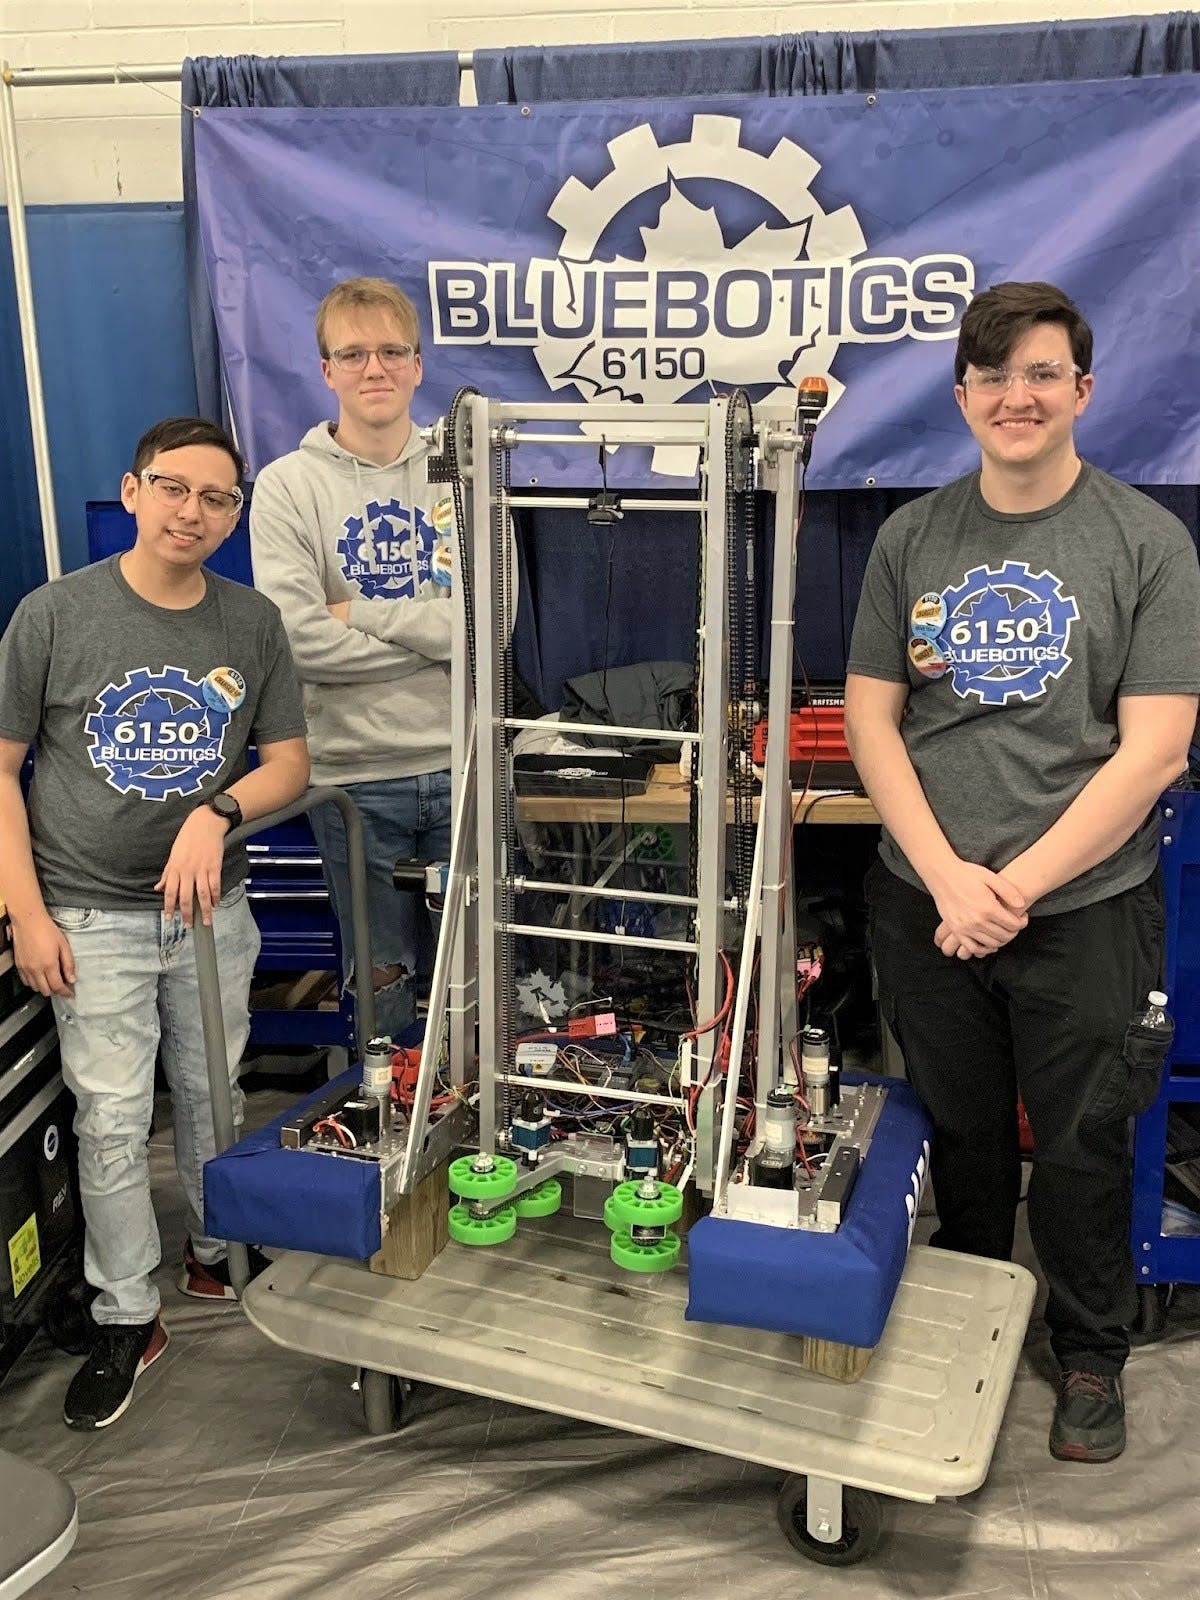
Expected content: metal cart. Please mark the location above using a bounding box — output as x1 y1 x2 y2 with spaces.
245 1227 1032 1568
198 392 1035 1567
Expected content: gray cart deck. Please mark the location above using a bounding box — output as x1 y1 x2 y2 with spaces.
244 1227 1035 1507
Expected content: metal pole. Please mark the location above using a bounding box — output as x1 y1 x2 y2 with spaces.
1 62 61 581
2 64 182 87
691 399 732 1191
755 434 803 1104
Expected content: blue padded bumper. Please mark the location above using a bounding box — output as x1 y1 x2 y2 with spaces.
685 1077 932 1349
203 1071 381 1261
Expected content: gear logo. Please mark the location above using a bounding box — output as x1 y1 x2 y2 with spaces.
85 665 232 800
430 112 974 475
536 117 866 473
934 561 1079 706
336 499 437 600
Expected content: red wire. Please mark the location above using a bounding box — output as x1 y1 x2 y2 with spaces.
685 950 735 1040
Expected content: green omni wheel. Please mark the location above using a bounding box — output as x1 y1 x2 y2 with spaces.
603 1193 623 1232
447 1153 518 1201
637 825 675 862
514 1179 562 1218
611 1229 681 1273
448 1201 517 1246
608 1179 683 1230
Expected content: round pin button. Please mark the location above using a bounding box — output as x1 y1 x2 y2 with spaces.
911 591 947 640
908 635 949 679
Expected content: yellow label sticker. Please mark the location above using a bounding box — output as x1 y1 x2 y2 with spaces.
8 1213 40 1299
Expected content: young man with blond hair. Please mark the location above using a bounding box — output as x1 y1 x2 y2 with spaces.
251 278 456 1039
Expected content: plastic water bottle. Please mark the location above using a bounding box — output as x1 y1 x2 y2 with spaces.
1140 991 1170 1031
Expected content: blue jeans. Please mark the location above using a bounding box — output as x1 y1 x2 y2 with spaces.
48 886 260 1326
308 772 452 1041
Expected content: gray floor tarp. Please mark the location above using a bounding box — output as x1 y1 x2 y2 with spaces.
3 1088 1199 1600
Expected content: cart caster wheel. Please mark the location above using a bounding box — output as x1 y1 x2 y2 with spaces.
776 1476 882 1567
358 1369 411 1436
1130 1282 1173 1346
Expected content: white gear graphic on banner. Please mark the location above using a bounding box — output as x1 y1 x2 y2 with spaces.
535 114 867 474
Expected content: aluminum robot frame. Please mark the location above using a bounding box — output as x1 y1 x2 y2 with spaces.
386 389 816 1222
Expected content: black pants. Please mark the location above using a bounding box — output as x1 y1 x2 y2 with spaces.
867 859 1164 1375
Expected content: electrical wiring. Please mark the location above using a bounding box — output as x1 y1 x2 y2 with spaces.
312 1117 356 1149
684 949 735 1041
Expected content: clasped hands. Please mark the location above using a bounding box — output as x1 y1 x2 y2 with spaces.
931 860 1030 961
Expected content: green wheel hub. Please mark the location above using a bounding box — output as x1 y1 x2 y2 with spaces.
448 1201 517 1246
448 1153 518 1200
607 1179 683 1229
610 1230 681 1273
514 1179 562 1218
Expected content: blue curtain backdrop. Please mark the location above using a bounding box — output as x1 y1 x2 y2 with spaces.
181 52 461 428
472 14 1200 103
181 17 1200 706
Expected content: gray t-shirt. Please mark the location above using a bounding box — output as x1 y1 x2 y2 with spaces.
847 464 1200 915
0 555 307 910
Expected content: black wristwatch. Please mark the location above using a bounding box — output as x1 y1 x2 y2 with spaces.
206 791 244 833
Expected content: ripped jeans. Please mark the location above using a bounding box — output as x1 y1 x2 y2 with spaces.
48 886 260 1326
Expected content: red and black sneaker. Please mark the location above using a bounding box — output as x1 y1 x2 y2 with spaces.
64 1316 169 1430
178 1237 270 1301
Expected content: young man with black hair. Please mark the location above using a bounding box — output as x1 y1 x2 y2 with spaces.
846 281 1200 1461
0 417 309 1429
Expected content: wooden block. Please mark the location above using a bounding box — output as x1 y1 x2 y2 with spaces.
369 1163 449 1280
676 1182 710 1239
793 1336 873 1383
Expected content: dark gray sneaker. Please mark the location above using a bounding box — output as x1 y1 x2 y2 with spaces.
1049 1369 1125 1462
63 1316 169 1431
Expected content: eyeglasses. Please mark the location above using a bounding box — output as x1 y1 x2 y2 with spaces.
140 470 243 519
962 360 1082 393
327 343 417 373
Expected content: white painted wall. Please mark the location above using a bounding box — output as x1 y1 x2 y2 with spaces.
0 1 1173 205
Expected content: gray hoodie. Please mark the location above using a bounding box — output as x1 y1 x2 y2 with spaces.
250 422 453 786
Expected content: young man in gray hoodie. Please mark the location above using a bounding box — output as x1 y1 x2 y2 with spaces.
251 278 456 1039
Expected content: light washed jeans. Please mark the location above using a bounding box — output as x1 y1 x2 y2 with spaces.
308 772 452 1040
48 885 260 1326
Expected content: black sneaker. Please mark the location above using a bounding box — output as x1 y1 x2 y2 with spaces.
1049 1369 1126 1462
63 1316 169 1431
178 1236 271 1301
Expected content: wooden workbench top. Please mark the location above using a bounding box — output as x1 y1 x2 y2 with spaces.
516 765 879 826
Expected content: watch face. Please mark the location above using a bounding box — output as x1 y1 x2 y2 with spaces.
211 793 240 821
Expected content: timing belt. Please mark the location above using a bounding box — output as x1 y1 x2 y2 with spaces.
725 391 758 915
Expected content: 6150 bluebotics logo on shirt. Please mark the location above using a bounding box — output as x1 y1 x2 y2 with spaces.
932 561 1079 706
336 499 439 601
84 665 235 800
